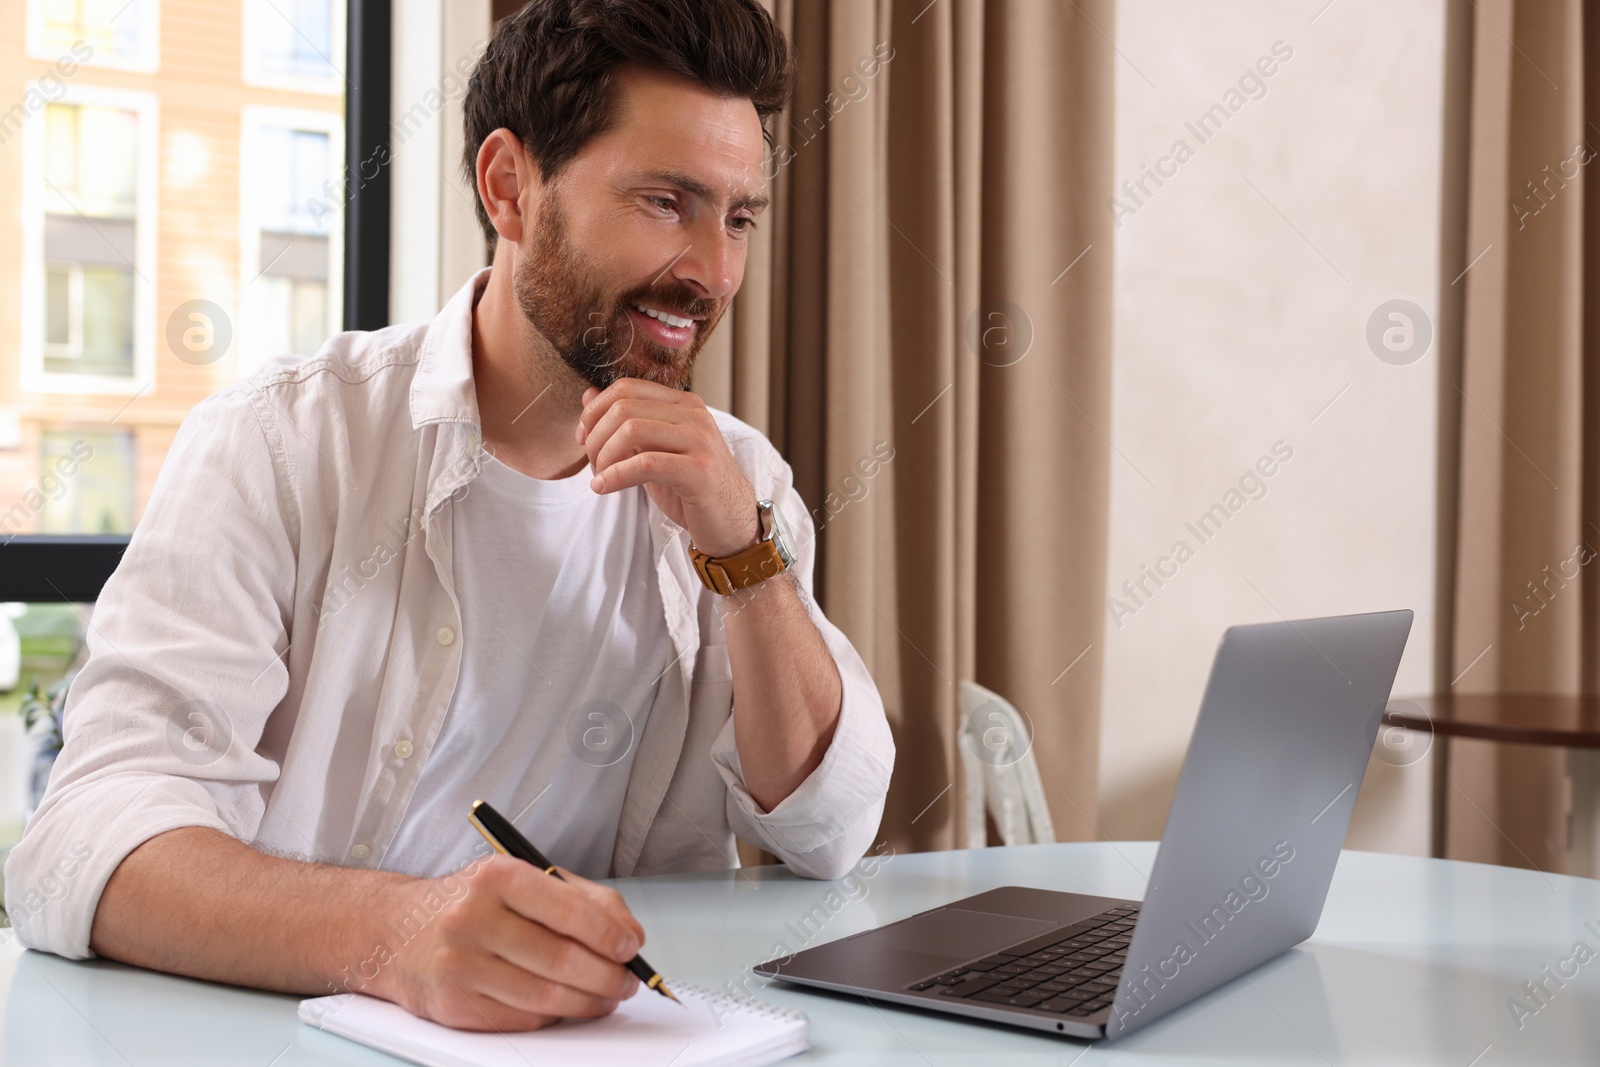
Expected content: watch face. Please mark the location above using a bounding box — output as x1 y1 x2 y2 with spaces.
762 500 797 568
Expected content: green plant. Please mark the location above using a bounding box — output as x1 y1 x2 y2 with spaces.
16 674 68 758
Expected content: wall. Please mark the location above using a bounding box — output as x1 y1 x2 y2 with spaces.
389 0 491 324
1099 0 1446 853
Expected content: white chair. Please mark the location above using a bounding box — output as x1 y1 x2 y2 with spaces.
956 679 1056 848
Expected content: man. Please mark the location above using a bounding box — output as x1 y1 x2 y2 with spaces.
4 0 893 1033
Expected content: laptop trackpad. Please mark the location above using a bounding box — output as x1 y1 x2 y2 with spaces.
862 907 1058 961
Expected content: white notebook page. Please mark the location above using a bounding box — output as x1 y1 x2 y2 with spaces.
299 982 808 1067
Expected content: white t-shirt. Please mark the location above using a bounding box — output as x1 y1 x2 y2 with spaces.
383 452 673 879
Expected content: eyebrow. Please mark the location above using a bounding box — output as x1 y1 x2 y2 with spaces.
641 169 770 213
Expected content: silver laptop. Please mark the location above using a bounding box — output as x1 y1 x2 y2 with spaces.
755 609 1414 1040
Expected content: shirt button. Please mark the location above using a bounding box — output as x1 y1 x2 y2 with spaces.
350 843 370 860
393 739 413 759
436 627 455 646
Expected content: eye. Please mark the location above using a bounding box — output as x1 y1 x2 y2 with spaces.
645 195 677 213
729 215 756 234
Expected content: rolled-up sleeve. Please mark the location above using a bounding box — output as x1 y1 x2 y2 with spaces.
708 441 894 880
4 387 299 959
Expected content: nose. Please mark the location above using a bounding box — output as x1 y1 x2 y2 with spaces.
670 221 741 304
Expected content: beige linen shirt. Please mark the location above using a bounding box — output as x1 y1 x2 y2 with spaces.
5 268 895 959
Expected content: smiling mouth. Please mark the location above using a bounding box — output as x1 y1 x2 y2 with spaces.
630 302 699 329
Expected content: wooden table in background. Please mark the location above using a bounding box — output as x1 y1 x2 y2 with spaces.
1383 693 1600 876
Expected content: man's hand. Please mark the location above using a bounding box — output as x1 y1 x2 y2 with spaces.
577 379 759 556
575 380 842 812
369 855 645 1031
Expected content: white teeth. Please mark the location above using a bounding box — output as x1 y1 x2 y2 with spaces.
633 303 693 329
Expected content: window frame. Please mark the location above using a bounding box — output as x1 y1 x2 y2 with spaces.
1 0 389 604
19 82 159 398
0 536 130 603
43 263 83 358
343 0 390 332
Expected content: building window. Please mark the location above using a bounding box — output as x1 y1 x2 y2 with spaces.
261 125 332 233
239 109 343 377
38 430 134 535
28 0 160 73
43 264 135 377
22 87 156 395
256 275 331 363
242 0 344 94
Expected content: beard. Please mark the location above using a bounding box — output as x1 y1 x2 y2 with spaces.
513 195 723 391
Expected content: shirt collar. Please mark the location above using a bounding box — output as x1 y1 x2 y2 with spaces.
409 267 492 431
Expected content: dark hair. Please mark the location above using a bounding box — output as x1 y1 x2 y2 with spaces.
462 0 794 244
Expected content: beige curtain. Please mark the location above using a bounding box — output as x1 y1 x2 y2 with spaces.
695 0 1116 856
1441 0 1598 872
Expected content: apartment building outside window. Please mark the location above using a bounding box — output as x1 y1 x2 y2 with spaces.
0 0 357 848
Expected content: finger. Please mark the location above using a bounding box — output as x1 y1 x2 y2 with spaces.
465 954 624 1025
421 982 559 1032
494 861 642 963
581 396 687 458
555 869 646 945
486 909 641 1001
578 379 688 442
480 945 633 1014
592 419 701 477
591 451 697 495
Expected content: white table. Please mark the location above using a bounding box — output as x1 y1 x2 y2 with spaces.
3 842 1597 1064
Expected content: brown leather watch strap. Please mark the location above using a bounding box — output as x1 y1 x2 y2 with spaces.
690 538 790 595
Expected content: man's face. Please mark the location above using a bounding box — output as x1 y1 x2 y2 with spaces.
513 66 769 391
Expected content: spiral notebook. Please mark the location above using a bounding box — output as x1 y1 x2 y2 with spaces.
298 983 808 1067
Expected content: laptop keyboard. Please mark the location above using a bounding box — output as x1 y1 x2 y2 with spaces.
905 904 1138 1017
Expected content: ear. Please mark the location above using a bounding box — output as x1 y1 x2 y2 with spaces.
476 128 542 245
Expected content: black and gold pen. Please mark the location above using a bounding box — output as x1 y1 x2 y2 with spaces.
468 799 680 1005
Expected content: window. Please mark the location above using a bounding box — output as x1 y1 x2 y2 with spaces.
239 109 344 377
43 102 139 379
3 5 351 552
21 88 156 395
44 265 136 377
28 0 161 73
44 100 137 215
242 0 345 95
38 431 135 534
0 0 387 854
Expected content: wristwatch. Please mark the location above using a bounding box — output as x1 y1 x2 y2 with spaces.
689 499 796 595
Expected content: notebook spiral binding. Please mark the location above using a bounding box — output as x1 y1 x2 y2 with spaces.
676 981 807 1024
